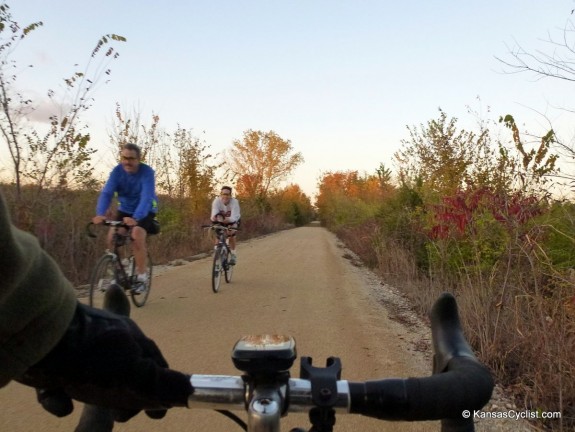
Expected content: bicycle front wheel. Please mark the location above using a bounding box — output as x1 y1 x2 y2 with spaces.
225 250 234 283
130 252 152 307
89 254 116 309
212 247 224 293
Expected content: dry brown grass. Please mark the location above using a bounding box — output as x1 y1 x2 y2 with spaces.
336 224 575 431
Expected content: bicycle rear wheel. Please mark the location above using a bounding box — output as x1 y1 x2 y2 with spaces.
212 247 224 293
89 254 116 309
130 252 152 307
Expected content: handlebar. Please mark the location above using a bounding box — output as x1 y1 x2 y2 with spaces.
202 224 240 231
348 293 493 422
86 221 133 238
182 293 493 431
87 285 491 431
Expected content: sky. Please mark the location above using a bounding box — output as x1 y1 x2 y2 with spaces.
4 1 575 199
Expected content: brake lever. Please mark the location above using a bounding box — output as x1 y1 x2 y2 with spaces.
86 222 97 239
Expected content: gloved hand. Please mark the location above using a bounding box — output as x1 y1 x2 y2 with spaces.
17 302 192 422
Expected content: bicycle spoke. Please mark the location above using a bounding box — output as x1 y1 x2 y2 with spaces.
89 255 116 310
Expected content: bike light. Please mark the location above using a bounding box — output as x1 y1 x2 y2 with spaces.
232 335 297 375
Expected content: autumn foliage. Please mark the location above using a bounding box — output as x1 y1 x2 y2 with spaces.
316 110 574 430
316 169 389 228
227 130 304 201
429 188 542 239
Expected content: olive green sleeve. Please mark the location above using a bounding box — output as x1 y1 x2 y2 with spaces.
0 192 77 387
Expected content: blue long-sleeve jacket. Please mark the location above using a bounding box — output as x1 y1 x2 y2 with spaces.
96 164 158 221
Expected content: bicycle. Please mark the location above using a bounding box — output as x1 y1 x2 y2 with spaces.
79 291 493 432
202 223 239 293
87 221 153 308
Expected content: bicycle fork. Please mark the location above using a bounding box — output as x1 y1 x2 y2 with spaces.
218 246 229 271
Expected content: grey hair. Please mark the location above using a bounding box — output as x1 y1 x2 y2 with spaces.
122 143 142 159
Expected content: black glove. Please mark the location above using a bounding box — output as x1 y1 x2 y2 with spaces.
17 302 192 422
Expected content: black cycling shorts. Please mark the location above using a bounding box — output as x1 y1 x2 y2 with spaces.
116 211 157 234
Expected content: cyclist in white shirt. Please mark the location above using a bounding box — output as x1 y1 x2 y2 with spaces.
210 186 241 265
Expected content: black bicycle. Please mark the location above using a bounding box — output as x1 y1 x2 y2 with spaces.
76 292 494 432
203 224 238 293
87 221 153 308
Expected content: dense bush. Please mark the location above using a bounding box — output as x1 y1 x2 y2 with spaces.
327 185 575 430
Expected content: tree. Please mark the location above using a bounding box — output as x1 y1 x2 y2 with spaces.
226 129 303 200
0 3 125 209
496 18 575 83
316 170 385 228
394 109 493 196
498 114 558 196
495 11 575 190
269 184 314 226
376 163 393 190
171 126 219 214
108 102 162 162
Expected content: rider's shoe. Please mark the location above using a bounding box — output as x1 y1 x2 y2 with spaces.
133 283 145 294
132 274 148 294
229 253 237 266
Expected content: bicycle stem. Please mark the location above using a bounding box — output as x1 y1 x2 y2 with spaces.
247 385 285 432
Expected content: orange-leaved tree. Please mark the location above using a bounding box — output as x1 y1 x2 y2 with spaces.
316 170 386 228
226 130 303 204
269 184 315 226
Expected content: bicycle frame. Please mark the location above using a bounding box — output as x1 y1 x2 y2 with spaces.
203 224 238 293
91 222 134 285
215 226 232 255
110 229 135 288
87 221 152 308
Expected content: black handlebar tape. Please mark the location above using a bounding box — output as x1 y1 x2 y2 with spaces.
430 292 477 374
348 356 493 420
349 293 494 421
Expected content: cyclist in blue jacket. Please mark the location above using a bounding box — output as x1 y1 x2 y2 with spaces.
0 189 190 422
92 143 158 292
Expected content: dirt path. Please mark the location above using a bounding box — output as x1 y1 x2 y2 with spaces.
0 226 529 431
